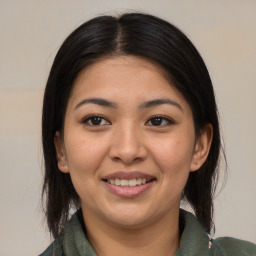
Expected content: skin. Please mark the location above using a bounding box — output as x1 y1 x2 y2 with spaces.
55 56 213 256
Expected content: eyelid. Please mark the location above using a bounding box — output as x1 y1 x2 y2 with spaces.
81 114 111 126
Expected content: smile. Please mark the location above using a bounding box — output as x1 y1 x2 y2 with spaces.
102 172 156 198
106 178 147 187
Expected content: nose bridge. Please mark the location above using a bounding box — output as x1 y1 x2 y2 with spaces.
109 119 147 163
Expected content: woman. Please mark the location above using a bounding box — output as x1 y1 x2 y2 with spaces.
40 13 256 256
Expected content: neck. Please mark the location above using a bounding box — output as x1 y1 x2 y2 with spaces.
82 208 180 256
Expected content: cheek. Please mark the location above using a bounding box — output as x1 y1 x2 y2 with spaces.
65 134 108 177
149 132 195 192
153 137 194 170
64 134 110 202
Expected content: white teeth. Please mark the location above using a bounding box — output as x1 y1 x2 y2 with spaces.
128 179 136 187
137 178 142 185
120 179 129 186
107 178 149 187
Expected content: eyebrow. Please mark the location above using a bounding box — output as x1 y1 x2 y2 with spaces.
74 98 118 110
139 99 183 112
74 97 183 112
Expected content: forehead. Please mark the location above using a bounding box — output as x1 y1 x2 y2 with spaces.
75 56 169 86
68 56 190 111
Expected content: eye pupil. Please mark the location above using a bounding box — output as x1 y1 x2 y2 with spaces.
151 117 162 126
91 116 102 125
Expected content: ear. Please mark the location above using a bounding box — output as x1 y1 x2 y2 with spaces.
190 123 213 172
54 131 69 173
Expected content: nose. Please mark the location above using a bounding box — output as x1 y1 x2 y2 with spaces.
108 121 148 165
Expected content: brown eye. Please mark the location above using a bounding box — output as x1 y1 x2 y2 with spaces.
83 115 110 126
146 116 173 126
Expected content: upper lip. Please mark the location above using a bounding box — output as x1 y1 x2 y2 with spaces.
102 171 156 181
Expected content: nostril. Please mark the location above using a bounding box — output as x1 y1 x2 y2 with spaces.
109 152 147 164
111 156 122 162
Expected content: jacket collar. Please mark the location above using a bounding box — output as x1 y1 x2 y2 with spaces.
175 210 210 256
62 209 210 256
62 214 97 256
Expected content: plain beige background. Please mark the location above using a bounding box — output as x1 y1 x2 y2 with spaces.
0 1 255 255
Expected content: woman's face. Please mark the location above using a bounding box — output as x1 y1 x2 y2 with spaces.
55 56 211 228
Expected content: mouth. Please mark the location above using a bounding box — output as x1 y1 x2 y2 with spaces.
101 172 156 198
102 177 155 187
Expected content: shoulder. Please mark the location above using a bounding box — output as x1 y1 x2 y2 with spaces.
179 210 256 256
210 237 256 256
39 210 96 256
38 214 74 256
38 233 64 256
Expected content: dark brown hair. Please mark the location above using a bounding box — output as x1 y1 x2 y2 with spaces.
42 12 222 238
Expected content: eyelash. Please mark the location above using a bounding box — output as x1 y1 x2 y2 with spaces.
145 115 174 127
81 115 174 127
82 115 111 126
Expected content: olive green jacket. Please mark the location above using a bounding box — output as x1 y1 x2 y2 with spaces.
39 210 256 256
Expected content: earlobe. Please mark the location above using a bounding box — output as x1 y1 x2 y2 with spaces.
54 131 69 173
190 123 213 172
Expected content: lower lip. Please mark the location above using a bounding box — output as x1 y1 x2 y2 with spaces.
103 181 154 198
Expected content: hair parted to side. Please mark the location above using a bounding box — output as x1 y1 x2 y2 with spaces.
42 12 222 238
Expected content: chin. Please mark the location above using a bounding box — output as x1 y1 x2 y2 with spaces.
109 217 150 229
102 205 156 229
